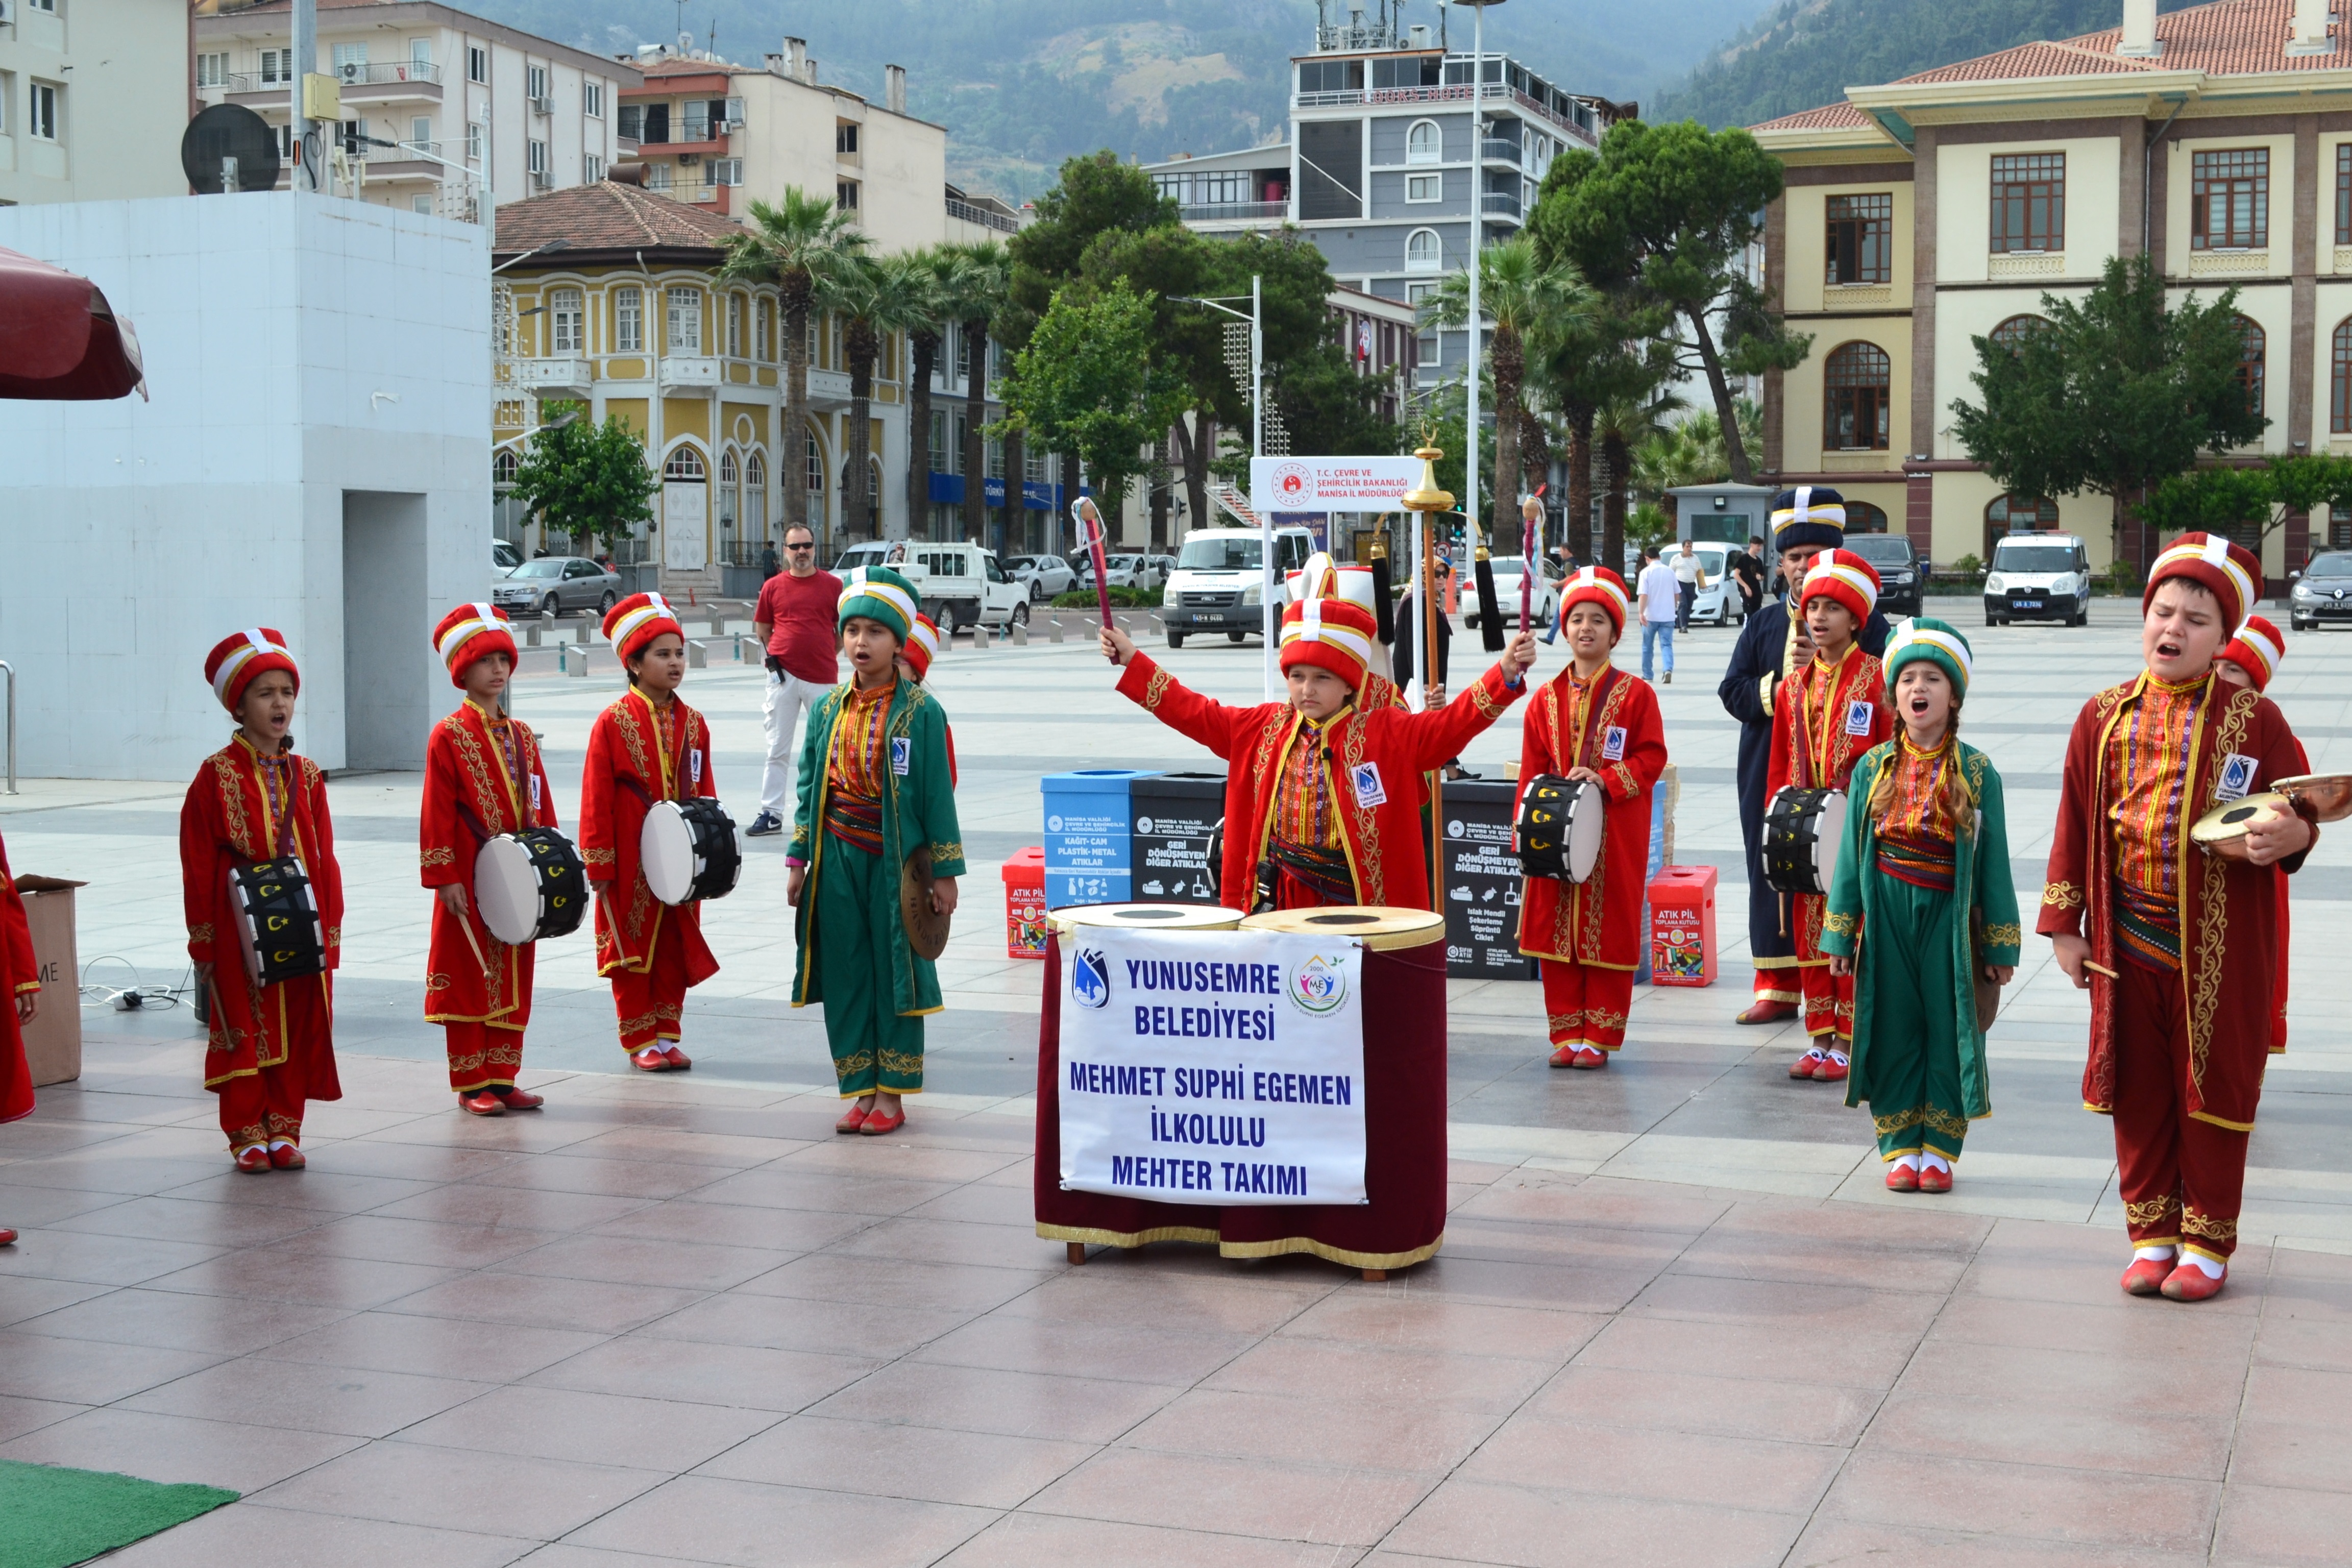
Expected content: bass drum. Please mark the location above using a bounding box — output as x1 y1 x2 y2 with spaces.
228 857 325 988
1762 786 1848 897
474 827 589 945
1514 775 1604 884
641 799 743 906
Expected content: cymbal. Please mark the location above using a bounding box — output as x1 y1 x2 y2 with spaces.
1240 905 1446 950
899 845 950 960
2273 773 2352 823
2189 792 2291 861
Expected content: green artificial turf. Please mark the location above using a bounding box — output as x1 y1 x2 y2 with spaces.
0 1459 237 1568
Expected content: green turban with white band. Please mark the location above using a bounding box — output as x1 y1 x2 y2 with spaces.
837 566 920 643
1883 615 1972 698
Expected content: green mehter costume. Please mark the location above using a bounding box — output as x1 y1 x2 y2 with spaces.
790 568 965 1096
1819 619 2022 1164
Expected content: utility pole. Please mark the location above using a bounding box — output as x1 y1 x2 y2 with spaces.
1458 0 1505 559
291 0 315 193
1170 281 1270 695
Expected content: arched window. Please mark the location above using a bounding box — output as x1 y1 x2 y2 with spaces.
2236 313 2266 420
548 287 582 354
718 450 739 533
492 449 518 485
2333 318 2352 433
1405 227 1441 272
756 298 772 362
1989 313 2050 354
1822 340 1891 451
1844 501 1890 533
806 432 825 493
745 452 768 537
1406 119 1440 165
1985 491 2061 559
663 445 705 482
727 294 745 359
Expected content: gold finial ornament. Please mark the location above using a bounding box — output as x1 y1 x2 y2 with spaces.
1401 446 1453 515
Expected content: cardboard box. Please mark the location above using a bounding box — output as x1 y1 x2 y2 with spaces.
17 875 86 1086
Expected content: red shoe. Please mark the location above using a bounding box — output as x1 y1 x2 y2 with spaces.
1916 1163 1952 1194
2121 1256 2172 1296
2161 1260 2227 1302
860 1104 905 1136
1815 1054 1850 1083
835 1103 870 1134
234 1145 272 1173
1788 1051 1822 1080
1884 1162 1919 1192
1548 1044 1581 1068
1570 1047 1608 1069
461 1091 507 1116
632 1047 672 1071
0 1229 17 1246
268 1143 306 1170
1739 998 1798 1025
662 1046 693 1071
497 1088 545 1111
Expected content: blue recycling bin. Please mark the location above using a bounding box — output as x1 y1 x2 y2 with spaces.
1041 769 1159 909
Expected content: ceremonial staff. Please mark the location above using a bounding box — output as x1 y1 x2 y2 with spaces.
1401 440 1455 896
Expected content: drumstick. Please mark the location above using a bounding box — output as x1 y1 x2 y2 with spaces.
2084 959 2118 980
457 913 493 977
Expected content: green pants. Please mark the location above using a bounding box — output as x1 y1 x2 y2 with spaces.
1858 871 1969 1162
816 838 925 1095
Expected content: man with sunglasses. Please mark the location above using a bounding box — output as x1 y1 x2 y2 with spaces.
748 525 843 837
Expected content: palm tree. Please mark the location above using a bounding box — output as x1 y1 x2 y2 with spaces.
1594 373 1686 567
1419 236 1594 543
719 190 869 541
820 252 935 542
1526 291 1673 573
940 242 1011 545
900 247 971 543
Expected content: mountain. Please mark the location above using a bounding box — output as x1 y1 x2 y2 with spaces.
1650 0 2200 130
456 0 1776 201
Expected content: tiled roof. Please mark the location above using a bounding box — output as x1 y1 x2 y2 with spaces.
1903 0 2343 82
1752 102 1873 132
491 180 742 258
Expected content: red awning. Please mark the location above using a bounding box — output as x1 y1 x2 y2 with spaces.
0 246 147 401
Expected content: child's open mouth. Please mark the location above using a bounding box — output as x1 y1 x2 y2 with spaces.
2156 638 2183 661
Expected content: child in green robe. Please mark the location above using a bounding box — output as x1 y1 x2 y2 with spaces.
1823 617 2020 1192
785 568 964 1137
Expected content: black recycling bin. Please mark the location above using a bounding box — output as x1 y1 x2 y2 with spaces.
1128 771 1226 905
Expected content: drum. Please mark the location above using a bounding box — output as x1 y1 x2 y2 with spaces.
641 798 742 905
1514 775 1603 884
228 857 325 988
2190 791 2292 861
1762 786 1848 897
1054 902 1241 936
474 828 588 946
1239 904 1445 950
2273 774 2352 823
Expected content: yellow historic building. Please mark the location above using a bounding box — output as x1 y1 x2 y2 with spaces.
1754 0 2352 582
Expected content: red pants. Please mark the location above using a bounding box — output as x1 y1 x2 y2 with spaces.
2112 958 2250 1262
608 938 689 1054
218 1062 307 1152
1801 962 1854 1041
1539 960 1634 1050
1753 962 1801 1004
444 1021 525 1094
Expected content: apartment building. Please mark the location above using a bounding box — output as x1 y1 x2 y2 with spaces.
1753 0 2352 583
0 0 187 206
190 0 636 219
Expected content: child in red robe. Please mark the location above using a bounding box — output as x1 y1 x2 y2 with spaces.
1516 568 1668 1068
179 630 344 1171
421 603 562 1115
581 594 720 1071
1767 548 1891 1081
1098 581 1536 912
2040 536 2313 1302
0 827 39 1243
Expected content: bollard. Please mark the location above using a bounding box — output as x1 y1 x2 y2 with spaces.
574 621 590 644
524 622 542 647
560 643 588 677
1048 619 1065 644
1147 614 1163 638
687 641 707 669
974 623 992 650
1011 622 1028 647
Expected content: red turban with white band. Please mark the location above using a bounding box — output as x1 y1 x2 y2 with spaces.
602 592 684 666
433 601 517 686
1557 565 1630 639
1279 594 1378 687
204 628 299 713
2146 532 2261 632
1799 548 1881 623
2219 614 2285 692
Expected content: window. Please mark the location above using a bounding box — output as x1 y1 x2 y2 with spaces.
494 449 519 485
260 50 290 84
2333 506 2352 550
1843 501 1890 533
1298 118 1363 221
836 121 859 155
718 451 739 531
667 287 701 353
1989 153 2064 253
196 53 230 88
756 299 771 361
332 43 370 80
585 153 603 182
643 162 672 191
663 446 705 482
1822 340 1891 451
528 139 547 178
2341 145 2352 246
410 116 431 150
618 104 642 141
29 83 57 142
2194 149 2269 250
1986 492 2062 558
467 122 483 163
1405 119 1440 165
1406 173 1441 203
1296 59 1364 93
468 46 488 85
527 65 549 101
1824 192 1892 284
807 433 825 492
2333 318 2352 433
1989 313 2051 354
410 39 431 70
837 179 860 211
727 294 744 358
1373 55 1443 90
615 286 643 353
412 195 434 214
1405 228 1441 271
745 454 767 535
1416 328 1440 367
584 82 604 118
2235 313 2266 418
549 288 582 354
25 0 54 10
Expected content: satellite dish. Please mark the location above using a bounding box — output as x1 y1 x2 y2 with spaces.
182 104 281 195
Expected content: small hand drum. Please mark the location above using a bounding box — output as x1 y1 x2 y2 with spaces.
641 799 742 905
1514 775 1603 884
1762 786 1849 897
2190 791 2293 862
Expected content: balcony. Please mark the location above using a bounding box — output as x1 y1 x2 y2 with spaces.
515 358 591 395
1295 80 1597 148
355 140 445 180
945 195 1020 234
225 60 442 106
1480 137 1523 164
1177 200 1286 225
658 357 721 388
1480 189 1523 218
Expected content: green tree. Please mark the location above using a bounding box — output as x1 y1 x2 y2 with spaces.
2139 453 2352 550
1532 120 1809 483
997 282 1187 526
1595 370 1687 563
720 190 870 539
1525 288 1675 570
507 406 656 556
1008 150 1179 312
820 252 938 542
1950 256 2267 567
900 246 976 543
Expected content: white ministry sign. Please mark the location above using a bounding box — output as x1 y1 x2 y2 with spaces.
1250 456 1423 516
1060 928 1367 1206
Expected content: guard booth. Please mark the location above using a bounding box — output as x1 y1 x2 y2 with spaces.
1663 482 1777 550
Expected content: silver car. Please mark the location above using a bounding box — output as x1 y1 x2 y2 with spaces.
1008 554 1077 600
493 555 622 619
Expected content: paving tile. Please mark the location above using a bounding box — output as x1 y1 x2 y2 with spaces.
809 1359 1181 1443
988 1268 1332 1335
729 1254 1052 1313
823 1215 1078 1270
2211 1479 2352 1563
1573 1312 1919 1388
1867 1388 2232 1480
1204 1338 1557 1413
1819 1447 2220 1551
2239 1362 2352 1428
1456 1413 1844 1513
523 1330 878 1413
1629 1270 1950 1336
775 1141 1023 1185
2224 1419 2352 1492
563 1475 997 1566
293 1138 525 1185
289 1213 562 1268
900 1181 1042 1228
255 1441 670 1539
0 1226 227 1286
0 1271 116 1327
1928 1293 2261 1363
1787 1517 2213 1567
1666 1231 1974 1294
366 1182 659 1234
487 1233 785 1292
472 1153 737 1202
94 1501 536 1567
506 1548 734 1567
398 1383 782 1467
590 1197 869 1252
1271 1294 1607 1361
0 1327 228 1403
1894 1335 2246 1419
139 1244 468 1310
1026 1446 1431 1546
563 1125 814 1169
2250 1314 2352 1373
257 1309 609 1380
695 1413 1093 1507
162 1169 448 1214
1119 1388 1502 1475
684 1165 961 1216
1523 1364 1882 1447
913 1313 1257 1387
1382 1476 1802 1568
0 1405 366 1490
48 1192 336 1248
0 1181 134 1229
939 1511 1366 1566
652 1288 978 1357
120 1354 496 1438
374 1270 708 1333
12 1285 348 1355
1393 1254 1665 1313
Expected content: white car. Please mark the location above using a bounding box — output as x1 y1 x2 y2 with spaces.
1076 553 1161 592
1681 544 1745 627
1008 553 1076 600
1460 555 1561 631
837 541 1029 632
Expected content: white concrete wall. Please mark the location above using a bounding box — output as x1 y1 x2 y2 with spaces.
0 192 489 780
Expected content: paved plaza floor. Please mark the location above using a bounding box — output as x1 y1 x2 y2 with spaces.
3 596 2351 1563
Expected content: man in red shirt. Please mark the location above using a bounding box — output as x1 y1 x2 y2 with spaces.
748 524 843 836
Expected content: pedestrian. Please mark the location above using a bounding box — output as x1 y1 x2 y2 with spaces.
1671 538 1708 631
1822 618 2019 1192
760 543 780 579
787 569 964 1137
2041 537 2313 1302
582 594 720 1072
0 825 39 1243
1393 556 1455 705
420 603 559 1116
747 523 842 839
180 630 344 1171
1516 568 1667 1068
1771 548 1893 1081
1734 535 1766 617
1636 546 1678 682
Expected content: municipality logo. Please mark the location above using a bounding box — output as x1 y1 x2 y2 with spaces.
1287 953 1348 1016
1071 946 1112 1010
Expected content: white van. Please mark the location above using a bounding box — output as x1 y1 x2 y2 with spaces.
834 541 1028 632
1162 526 1317 649
1983 532 2092 626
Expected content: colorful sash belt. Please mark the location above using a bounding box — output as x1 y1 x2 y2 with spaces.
2113 880 2181 972
1268 836 1355 906
824 790 886 856
1876 829 1955 893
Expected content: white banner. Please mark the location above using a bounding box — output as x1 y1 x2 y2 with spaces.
1250 456 1424 516
1059 927 1367 1206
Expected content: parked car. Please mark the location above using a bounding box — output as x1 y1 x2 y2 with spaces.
1007 553 1076 601
837 541 1028 632
1682 544 1748 626
1075 553 1163 593
2289 550 2352 629
1147 553 1178 587
494 539 524 572
493 555 621 619
1983 533 2091 626
1162 527 1318 648
1842 533 1927 619
1460 555 1562 631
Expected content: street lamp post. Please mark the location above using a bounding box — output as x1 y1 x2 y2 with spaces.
1170 280 1278 697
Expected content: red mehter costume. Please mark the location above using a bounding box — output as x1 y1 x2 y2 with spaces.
2217 615 2298 1054
0 830 40 1129
180 630 343 1159
1767 549 1891 1050
581 595 720 1056
1515 569 1668 1062
421 603 559 1098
